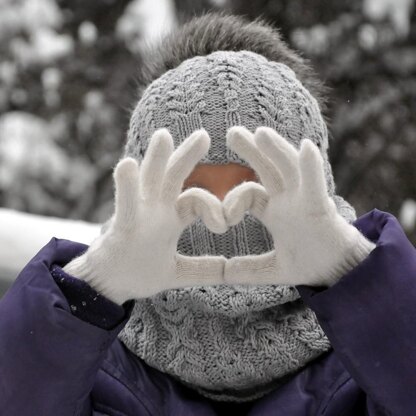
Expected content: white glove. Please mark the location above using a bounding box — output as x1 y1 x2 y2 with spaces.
223 126 376 287
63 128 227 305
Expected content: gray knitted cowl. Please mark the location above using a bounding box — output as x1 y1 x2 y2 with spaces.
117 50 356 402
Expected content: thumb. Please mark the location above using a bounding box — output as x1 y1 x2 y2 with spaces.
223 182 269 226
176 187 227 233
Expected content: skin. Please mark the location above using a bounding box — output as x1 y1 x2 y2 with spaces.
183 163 258 200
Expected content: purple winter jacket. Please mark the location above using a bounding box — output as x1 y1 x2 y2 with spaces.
1 208 415 415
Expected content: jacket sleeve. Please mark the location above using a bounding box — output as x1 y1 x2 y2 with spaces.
0 237 134 416
297 209 416 416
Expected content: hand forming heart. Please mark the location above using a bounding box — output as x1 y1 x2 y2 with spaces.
63 128 227 305
223 126 375 287
64 126 375 304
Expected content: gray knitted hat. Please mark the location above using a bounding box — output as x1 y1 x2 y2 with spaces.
118 50 356 402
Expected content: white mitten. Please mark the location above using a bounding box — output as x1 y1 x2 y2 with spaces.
223 126 376 287
63 128 227 305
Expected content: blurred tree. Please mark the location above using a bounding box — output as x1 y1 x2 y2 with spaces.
0 0 141 223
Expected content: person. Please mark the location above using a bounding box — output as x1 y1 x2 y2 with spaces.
1 12 415 416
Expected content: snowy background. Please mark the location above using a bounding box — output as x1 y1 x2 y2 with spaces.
0 0 415 297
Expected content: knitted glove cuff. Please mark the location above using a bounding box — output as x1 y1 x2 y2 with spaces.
324 233 376 287
62 251 126 305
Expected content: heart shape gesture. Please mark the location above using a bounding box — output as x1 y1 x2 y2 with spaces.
63 128 227 305
64 126 376 304
223 126 375 287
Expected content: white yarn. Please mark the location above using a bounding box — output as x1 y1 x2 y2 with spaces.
223 126 376 287
63 128 227 305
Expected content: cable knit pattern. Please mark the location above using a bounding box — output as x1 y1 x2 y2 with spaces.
119 285 332 402
119 50 356 401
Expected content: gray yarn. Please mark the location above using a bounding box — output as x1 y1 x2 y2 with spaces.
117 50 356 402
126 50 336 193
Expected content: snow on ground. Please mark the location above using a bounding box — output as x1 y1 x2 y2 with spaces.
0 208 100 283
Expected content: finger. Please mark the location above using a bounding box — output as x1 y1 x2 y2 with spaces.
176 188 228 234
226 126 284 196
299 139 328 210
113 158 140 228
223 182 269 226
255 127 300 189
140 128 173 199
162 129 210 202
175 253 225 287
